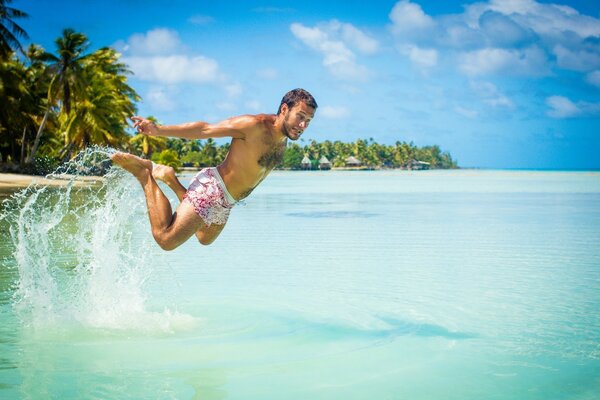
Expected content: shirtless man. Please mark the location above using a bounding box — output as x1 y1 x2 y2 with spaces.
111 88 317 250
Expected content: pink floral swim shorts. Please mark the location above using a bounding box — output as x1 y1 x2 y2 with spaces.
183 167 237 226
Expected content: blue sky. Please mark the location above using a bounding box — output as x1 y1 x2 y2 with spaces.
17 0 600 169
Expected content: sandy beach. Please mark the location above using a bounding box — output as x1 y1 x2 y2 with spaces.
0 172 102 188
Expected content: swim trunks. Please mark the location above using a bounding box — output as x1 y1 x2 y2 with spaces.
183 167 237 226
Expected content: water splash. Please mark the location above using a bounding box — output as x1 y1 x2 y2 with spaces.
1 146 195 334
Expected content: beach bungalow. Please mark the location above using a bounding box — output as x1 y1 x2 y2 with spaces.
345 156 361 168
318 156 332 170
301 155 312 170
410 159 430 170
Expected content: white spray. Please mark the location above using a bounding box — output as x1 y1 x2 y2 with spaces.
1 147 194 334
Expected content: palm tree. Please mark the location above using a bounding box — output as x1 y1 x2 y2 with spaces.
180 138 201 155
31 29 90 160
215 142 229 164
199 138 218 166
23 44 54 163
61 46 139 154
0 53 27 162
0 0 28 60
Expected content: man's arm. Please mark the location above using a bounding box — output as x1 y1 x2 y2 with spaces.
131 115 258 140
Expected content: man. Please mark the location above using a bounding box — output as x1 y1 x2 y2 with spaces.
111 88 317 250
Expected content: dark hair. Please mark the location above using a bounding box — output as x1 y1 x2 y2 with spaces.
277 88 318 115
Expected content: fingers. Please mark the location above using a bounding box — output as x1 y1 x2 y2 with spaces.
131 116 149 133
131 116 142 128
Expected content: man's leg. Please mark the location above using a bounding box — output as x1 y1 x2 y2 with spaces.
111 153 203 250
152 164 226 245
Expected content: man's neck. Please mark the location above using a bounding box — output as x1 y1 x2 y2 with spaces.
271 114 287 143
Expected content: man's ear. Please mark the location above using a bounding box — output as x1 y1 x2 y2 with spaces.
280 103 289 115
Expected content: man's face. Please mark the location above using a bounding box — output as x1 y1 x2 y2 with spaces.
282 102 315 141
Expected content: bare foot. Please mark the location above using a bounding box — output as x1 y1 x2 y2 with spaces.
152 164 177 185
111 152 153 181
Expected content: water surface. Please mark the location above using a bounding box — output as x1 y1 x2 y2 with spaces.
1 169 599 399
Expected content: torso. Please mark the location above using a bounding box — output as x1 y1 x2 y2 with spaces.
216 114 287 200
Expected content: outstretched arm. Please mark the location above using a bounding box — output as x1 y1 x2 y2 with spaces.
131 115 258 140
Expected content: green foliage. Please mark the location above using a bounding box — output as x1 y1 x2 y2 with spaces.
0 29 139 166
151 149 181 171
181 151 203 167
280 139 457 170
129 132 167 158
282 143 304 169
0 0 29 59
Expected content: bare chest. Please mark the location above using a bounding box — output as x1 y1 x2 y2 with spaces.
258 143 286 170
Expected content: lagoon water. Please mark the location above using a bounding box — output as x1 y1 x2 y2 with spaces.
1 167 599 399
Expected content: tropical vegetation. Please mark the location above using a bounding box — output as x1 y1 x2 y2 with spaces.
0 4 457 174
282 139 456 169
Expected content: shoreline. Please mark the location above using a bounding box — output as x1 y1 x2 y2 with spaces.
0 173 102 189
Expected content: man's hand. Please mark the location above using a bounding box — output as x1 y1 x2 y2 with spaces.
131 116 159 136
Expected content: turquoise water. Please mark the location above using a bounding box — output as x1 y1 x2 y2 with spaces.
1 168 599 399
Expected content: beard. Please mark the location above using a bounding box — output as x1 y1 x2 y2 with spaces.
282 115 300 140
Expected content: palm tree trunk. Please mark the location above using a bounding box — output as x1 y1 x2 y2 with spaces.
20 126 27 166
26 107 51 164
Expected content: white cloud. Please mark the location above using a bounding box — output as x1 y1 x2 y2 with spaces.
586 71 600 88
320 105 351 119
123 55 220 84
472 0 538 18
399 44 438 68
478 10 536 48
510 2 600 38
553 45 600 72
117 28 226 87
389 0 434 35
126 28 183 55
465 0 600 38
470 81 514 108
546 96 581 118
388 0 600 80
146 86 178 111
340 23 379 54
546 95 600 118
458 46 548 76
290 21 376 81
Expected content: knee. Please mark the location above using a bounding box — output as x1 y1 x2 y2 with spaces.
198 236 215 246
153 232 179 251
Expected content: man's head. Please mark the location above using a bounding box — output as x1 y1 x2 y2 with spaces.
277 88 317 141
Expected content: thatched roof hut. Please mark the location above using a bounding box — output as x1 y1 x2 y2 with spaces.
409 159 430 170
301 155 311 170
318 156 331 170
345 156 361 167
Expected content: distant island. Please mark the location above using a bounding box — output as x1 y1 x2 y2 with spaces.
278 139 456 170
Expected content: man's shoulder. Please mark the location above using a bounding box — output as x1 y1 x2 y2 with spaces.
237 114 275 133
229 113 274 126
253 113 276 123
